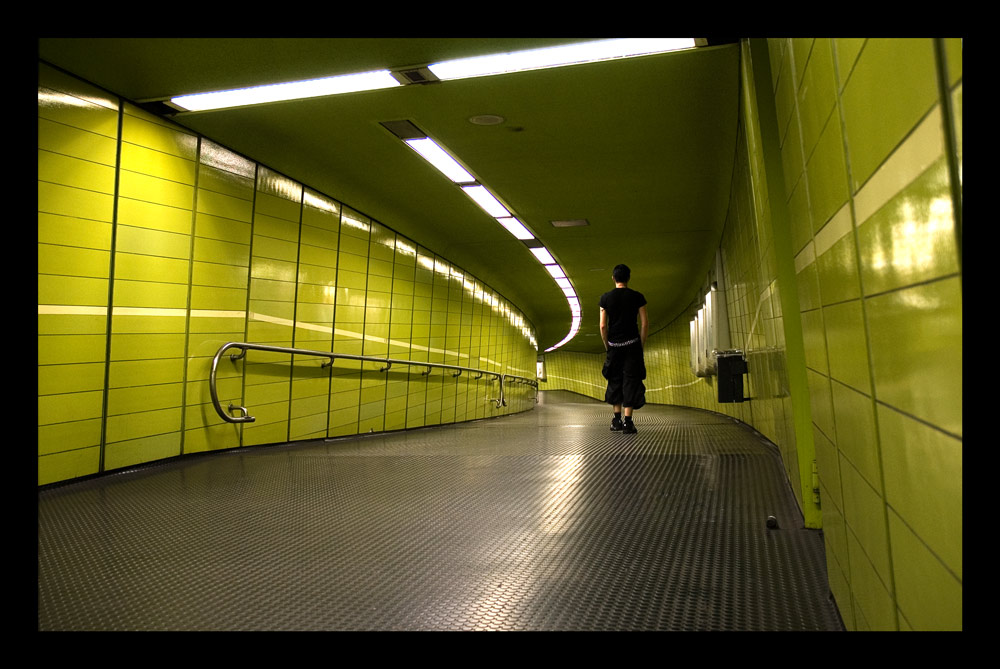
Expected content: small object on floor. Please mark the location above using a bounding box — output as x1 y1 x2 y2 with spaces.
611 416 624 431
766 515 779 529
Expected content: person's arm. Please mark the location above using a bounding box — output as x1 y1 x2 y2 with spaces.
639 305 648 347
600 307 609 350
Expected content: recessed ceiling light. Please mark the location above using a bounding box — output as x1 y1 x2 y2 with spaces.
404 137 476 183
429 38 696 81
170 70 400 111
462 185 510 217
496 217 534 240
529 247 557 265
544 265 566 279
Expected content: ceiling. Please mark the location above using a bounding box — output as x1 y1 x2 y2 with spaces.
38 38 741 354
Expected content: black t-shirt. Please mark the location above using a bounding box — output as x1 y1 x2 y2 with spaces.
599 287 646 342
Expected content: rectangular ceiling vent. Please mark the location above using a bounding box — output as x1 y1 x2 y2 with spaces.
390 67 441 86
380 120 427 141
550 219 590 228
138 100 185 116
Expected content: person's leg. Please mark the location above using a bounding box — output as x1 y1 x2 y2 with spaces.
622 409 637 433
621 345 644 433
605 349 625 431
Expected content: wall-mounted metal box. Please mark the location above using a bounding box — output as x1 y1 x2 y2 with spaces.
716 349 748 403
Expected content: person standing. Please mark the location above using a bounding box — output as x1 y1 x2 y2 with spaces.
599 264 648 434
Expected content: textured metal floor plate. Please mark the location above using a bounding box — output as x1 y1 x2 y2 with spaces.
38 391 844 631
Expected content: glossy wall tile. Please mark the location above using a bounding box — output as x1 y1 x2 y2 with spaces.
777 38 962 630
545 37 962 632
37 63 538 487
38 67 119 485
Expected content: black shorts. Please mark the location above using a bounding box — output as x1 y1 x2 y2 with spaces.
602 342 646 409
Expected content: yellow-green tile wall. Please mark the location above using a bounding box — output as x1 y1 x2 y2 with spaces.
38 67 119 485
545 38 961 632
775 38 961 631
38 63 537 486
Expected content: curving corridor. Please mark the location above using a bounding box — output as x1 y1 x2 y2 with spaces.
38 38 962 631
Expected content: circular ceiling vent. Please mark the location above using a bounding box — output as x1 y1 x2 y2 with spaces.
468 114 506 126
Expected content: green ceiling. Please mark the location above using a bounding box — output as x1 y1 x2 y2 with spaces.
39 38 741 354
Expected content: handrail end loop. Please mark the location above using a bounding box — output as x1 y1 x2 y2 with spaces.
227 404 255 423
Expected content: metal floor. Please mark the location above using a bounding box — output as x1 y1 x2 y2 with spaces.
38 391 844 631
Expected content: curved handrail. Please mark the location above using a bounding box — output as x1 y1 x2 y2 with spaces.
210 341 538 424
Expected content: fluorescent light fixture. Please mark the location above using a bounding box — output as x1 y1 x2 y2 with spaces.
561 286 577 298
171 70 400 111
429 38 696 81
554 277 572 290
530 247 556 265
544 264 566 279
462 185 510 217
497 217 535 240
404 138 476 183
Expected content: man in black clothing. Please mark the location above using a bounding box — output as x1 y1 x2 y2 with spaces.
599 264 648 434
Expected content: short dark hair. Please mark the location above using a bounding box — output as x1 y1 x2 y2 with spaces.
612 264 631 284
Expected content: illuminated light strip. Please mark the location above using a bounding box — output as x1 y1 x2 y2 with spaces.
384 128 556 354
462 185 510 217
544 264 566 279
170 39 695 112
529 247 556 265
404 138 476 183
171 70 400 112
429 38 696 81
496 217 534 240
162 40 689 356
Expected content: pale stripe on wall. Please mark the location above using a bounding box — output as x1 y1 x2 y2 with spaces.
39 304 493 364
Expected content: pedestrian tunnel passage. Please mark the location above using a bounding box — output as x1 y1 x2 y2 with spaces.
38 390 843 631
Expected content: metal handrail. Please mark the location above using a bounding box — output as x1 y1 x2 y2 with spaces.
210 341 538 424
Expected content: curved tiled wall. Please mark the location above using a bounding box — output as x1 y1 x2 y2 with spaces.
38 63 538 486
544 38 963 632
